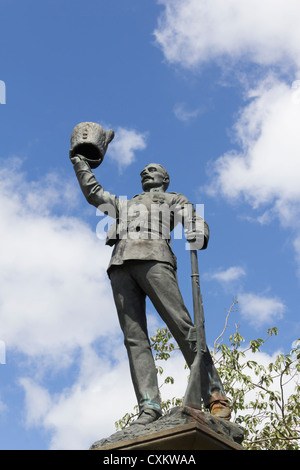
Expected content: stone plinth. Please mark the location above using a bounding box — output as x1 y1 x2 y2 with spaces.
90 406 245 451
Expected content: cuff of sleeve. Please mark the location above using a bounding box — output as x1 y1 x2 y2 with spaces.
73 158 91 171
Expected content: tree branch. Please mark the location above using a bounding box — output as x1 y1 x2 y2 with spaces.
214 298 238 355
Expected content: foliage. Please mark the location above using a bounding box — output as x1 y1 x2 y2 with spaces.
212 301 300 450
115 300 300 450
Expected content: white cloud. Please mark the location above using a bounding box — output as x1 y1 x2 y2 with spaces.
107 127 147 170
0 394 7 415
20 378 52 428
19 348 189 450
155 0 300 71
20 347 136 450
173 102 202 122
291 236 300 278
208 266 246 283
238 292 286 328
204 76 300 230
207 267 287 328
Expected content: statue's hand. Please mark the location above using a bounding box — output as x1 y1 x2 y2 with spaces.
69 150 83 165
185 231 206 250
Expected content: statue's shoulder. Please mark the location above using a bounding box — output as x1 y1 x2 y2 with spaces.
166 191 183 197
167 191 190 203
167 191 186 196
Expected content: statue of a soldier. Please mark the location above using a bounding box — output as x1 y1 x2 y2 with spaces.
69 122 231 426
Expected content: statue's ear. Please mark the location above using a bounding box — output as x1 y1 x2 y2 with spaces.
163 175 170 190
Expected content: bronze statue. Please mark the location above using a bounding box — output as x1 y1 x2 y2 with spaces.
69 122 231 426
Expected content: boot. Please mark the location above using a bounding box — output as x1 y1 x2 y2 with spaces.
209 392 231 420
130 408 161 426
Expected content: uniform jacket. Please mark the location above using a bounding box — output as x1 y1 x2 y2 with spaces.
73 159 209 272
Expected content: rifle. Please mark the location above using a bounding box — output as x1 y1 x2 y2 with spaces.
183 249 206 407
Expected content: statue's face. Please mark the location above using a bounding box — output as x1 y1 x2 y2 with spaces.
140 164 167 191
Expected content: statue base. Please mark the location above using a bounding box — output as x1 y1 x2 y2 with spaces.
90 406 245 451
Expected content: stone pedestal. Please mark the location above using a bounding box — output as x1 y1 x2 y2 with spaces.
90 406 245 451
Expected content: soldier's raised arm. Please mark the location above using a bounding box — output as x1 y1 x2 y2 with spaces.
69 122 117 215
70 154 118 212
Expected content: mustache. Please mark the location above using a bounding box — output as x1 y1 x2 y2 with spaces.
142 175 154 182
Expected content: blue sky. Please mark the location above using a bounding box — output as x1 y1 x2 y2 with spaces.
0 0 300 450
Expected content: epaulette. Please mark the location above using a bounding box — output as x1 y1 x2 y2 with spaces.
168 191 188 199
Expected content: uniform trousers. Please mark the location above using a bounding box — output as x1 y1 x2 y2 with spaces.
109 260 225 414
